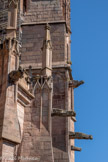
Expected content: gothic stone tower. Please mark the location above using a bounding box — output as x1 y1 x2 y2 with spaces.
19 0 75 161
0 0 92 162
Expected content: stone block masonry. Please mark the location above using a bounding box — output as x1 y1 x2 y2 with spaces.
21 23 66 68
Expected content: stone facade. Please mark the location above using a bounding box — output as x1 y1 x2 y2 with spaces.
0 0 92 162
21 23 70 68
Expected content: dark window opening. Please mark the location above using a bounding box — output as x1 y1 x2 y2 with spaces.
23 0 27 13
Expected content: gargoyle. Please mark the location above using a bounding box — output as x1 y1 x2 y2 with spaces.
69 80 84 88
9 66 24 84
71 146 82 151
69 132 93 140
51 108 76 117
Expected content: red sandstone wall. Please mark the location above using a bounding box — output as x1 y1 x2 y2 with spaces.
21 24 66 68
0 46 8 138
0 0 8 30
18 80 54 162
52 69 66 151
22 0 64 24
52 68 73 162
19 0 73 161
2 140 16 162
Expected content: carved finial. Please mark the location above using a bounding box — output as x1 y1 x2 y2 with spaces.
45 23 51 30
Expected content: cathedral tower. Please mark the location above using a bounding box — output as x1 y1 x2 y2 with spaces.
0 0 92 162
19 0 75 161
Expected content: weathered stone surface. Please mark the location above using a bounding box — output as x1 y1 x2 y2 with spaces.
2 140 16 162
0 0 8 35
41 23 52 77
69 132 93 140
18 76 54 162
52 108 76 117
52 69 71 161
0 42 21 144
0 0 92 162
22 0 64 24
17 83 35 106
21 24 66 68
69 80 84 88
71 146 82 152
9 66 24 84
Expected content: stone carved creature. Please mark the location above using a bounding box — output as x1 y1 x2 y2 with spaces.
69 132 93 140
52 108 76 117
9 66 24 84
72 80 84 88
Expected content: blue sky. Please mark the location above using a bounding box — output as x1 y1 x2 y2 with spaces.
71 0 108 161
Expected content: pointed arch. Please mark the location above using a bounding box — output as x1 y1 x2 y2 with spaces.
33 81 41 95
41 79 50 90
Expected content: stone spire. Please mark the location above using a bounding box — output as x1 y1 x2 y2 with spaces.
41 23 52 77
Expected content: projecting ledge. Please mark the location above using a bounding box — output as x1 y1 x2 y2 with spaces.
69 132 93 140
69 80 84 88
17 83 35 107
71 116 77 122
51 108 76 117
71 146 82 152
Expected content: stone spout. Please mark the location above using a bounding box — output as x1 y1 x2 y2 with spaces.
51 108 76 117
69 132 93 140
